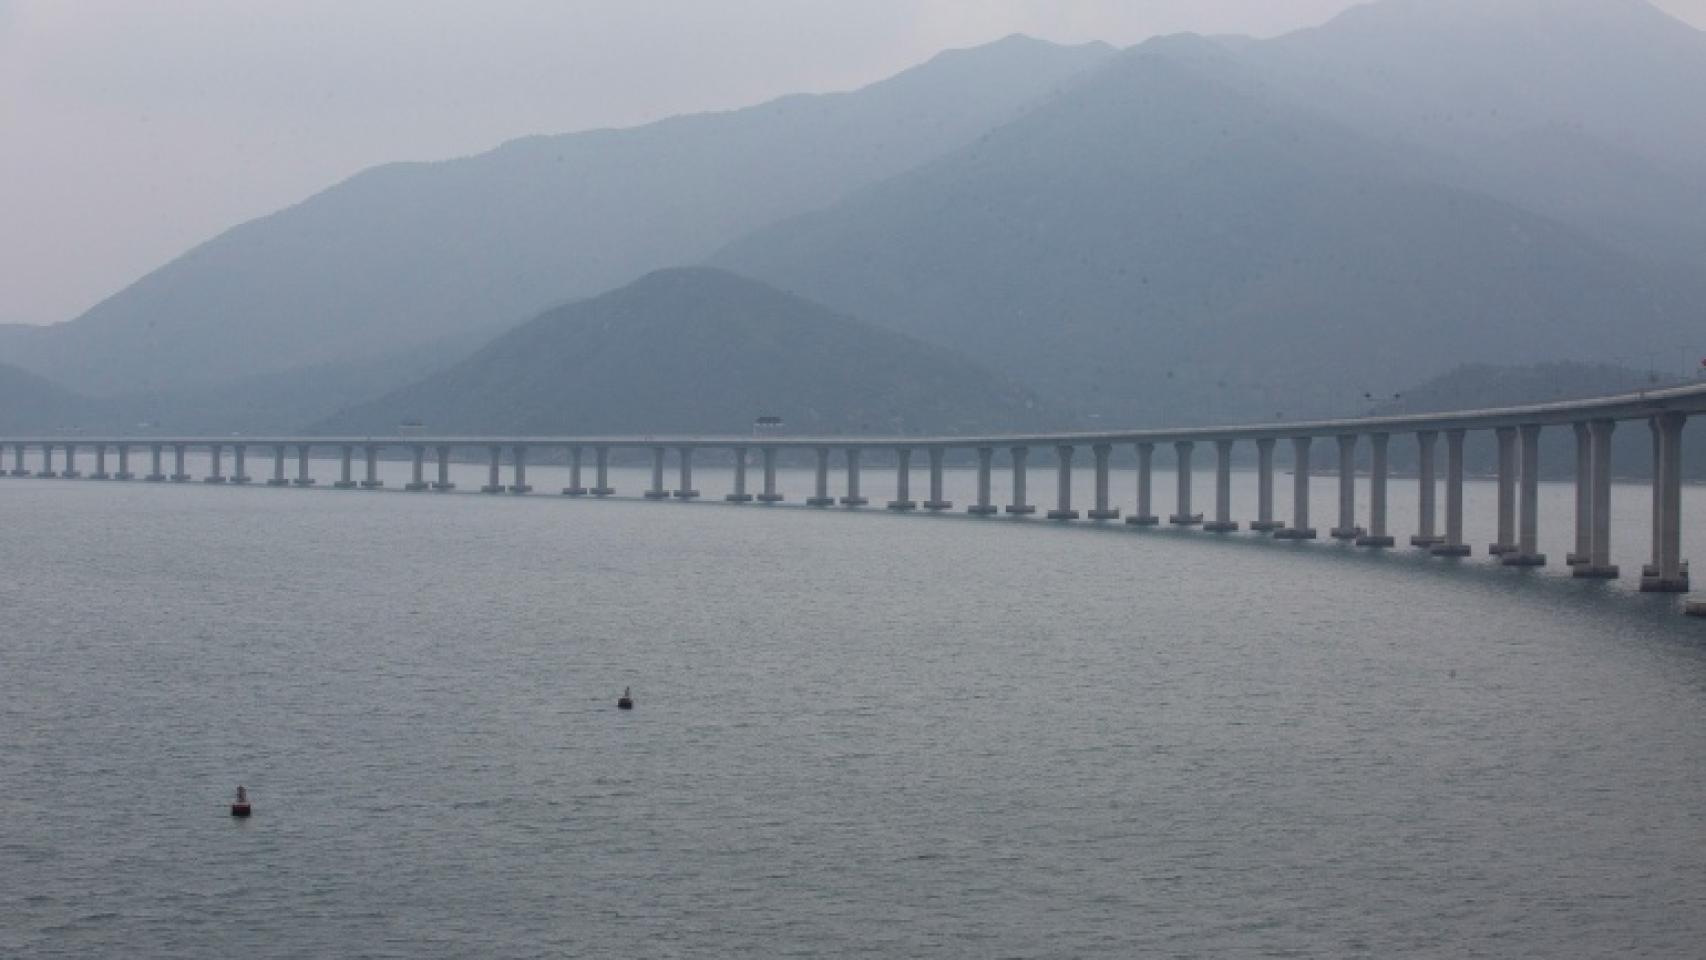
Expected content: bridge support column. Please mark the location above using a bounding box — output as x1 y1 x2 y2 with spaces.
232 445 250 484
889 448 917 510
1250 438 1281 531
36 443 56 478
1088 443 1120 520
362 445 384 489
969 447 997 515
1432 429 1471 556
1574 419 1619 577
268 445 289 486
334 445 357 489
483 446 505 494
172 444 191 482
1568 424 1590 564
1006 446 1035 515
728 447 755 502
144 444 164 482
10 443 26 477
840 448 867 506
1642 413 1689 592
1275 437 1317 539
406 445 428 490
1331 434 1361 540
61 443 81 479
115 444 133 480
509 445 531 494
1047 444 1078 520
1205 439 1237 532
433 446 455 491
925 447 952 510
1504 424 1547 566
1412 431 1441 547
1170 441 1202 525
672 447 697 499
291 445 313 486
204 444 225 482
808 447 832 506
563 446 587 496
1489 427 1518 555
643 447 668 499
592 446 613 496
758 447 783 502
90 444 108 480
1358 433 1395 547
1127 442 1158 525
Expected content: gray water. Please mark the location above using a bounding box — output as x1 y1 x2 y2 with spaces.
3 468 1705 958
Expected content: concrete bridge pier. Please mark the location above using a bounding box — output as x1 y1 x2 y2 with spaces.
1088 443 1120 520
1170 441 1202 525
1127 442 1158 526
1489 427 1518 555
672 447 697 499
361 445 385 489
333 445 357 489
508 445 531 494
889 448 917 510
9 443 27 477
1412 431 1441 547
406 445 428 491
1503 424 1546 566
1274 437 1317 539
1431 429 1471 556
1047 444 1078 520
1357 433 1395 547
204 444 225 482
1250 438 1281 532
90 444 109 480
115 443 134 481
808 447 833 506
1643 412 1689 591
232 445 251 484
563 446 587 496
482 445 505 494
1640 416 1689 586
1568 424 1590 564
1575 419 1619 577
758 447 783 502
293 444 315 486
269 445 289 486
925 447 952 511
146 444 166 482
969 446 998 515
1331 434 1362 540
728 447 755 502
35 443 58 478
171 444 191 482
841 448 867 506
644 446 669 499
433 445 455 491
1006 446 1035 515
592 447 614 496
61 443 81 479
1204 439 1237 532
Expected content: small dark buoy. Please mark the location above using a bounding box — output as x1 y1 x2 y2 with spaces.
617 686 634 710
230 785 252 818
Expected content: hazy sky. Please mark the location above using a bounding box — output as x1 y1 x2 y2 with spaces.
3 0 1704 327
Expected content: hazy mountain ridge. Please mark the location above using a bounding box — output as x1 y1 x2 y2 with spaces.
0 35 1113 397
312 268 1052 436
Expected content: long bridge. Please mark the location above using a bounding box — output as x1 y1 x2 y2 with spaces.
8 382 1705 618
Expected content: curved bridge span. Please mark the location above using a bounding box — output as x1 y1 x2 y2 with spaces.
9 382 1706 618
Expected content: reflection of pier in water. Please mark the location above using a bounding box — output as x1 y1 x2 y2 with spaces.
9 383 1706 617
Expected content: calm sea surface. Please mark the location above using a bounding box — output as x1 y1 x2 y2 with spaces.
3 462 1704 958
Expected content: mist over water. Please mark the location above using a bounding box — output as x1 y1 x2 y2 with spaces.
3 473 1703 957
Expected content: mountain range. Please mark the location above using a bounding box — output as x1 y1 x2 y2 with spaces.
3 0 1703 437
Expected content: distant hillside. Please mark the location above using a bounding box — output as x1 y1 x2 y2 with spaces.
712 31 1706 425
312 268 1051 436
0 35 1112 396
0 363 94 434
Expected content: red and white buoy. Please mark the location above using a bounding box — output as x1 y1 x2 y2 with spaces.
230 785 252 817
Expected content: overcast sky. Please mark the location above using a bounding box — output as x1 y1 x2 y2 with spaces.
3 0 1704 327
